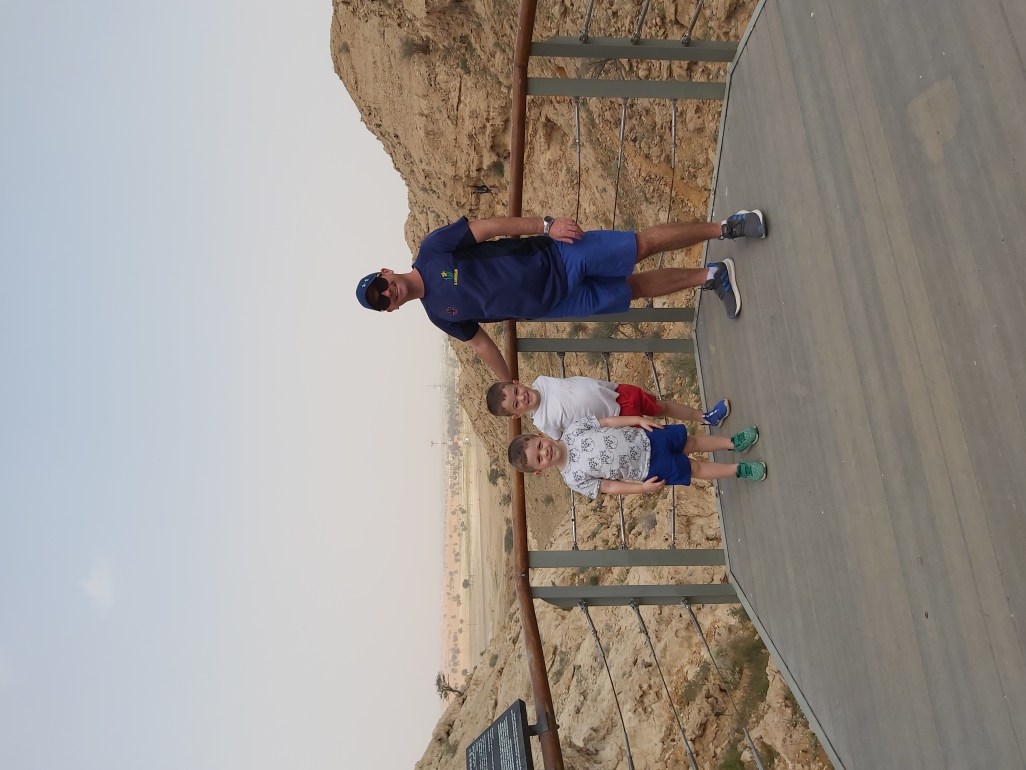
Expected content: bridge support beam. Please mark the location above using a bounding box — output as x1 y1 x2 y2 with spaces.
534 583 737 608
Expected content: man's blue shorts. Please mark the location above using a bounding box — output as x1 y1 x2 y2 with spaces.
544 230 637 318
646 424 692 486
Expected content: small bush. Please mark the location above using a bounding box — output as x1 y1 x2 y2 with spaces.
681 661 711 704
717 739 744 770
400 37 431 58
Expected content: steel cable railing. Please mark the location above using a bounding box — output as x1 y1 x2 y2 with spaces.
580 602 635 770
630 601 700 770
682 599 766 769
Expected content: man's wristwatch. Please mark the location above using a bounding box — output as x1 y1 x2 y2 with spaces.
543 215 555 236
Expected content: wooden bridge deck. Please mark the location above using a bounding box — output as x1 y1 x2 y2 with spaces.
696 1 1026 767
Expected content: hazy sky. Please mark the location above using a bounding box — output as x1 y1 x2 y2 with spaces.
1 2 447 768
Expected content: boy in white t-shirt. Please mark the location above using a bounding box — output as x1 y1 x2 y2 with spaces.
486 376 729 439
507 416 766 498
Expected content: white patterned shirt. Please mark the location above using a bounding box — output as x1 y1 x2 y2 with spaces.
529 376 621 438
559 415 651 500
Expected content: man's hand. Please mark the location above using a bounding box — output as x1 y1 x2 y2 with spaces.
639 476 666 493
466 328 512 381
546 217 584 244
468 216 584 244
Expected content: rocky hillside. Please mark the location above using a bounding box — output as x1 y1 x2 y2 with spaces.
331 1 832 767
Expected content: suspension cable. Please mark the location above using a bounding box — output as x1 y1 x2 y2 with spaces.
601 351 628 549
558 351 580 550
610 98 629 229
681 599 766 770
573 96 583 223
646 352 678 548
630 0 652 44
579 0 595 42
682 0 706 46
580 602 636 770
648 99 678 311
630 602 699 770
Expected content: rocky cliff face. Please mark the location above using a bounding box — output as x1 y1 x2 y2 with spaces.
332 1 832 767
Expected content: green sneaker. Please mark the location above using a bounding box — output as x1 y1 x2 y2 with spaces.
736 461 767 482
731 426 759 453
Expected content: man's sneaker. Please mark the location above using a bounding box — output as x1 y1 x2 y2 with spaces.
720 209 766 240
736 461 767 482
731 426 759 453
702 399 730 427
702 259 741 319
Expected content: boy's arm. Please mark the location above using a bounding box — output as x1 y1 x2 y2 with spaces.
598 415 664 431
466 328 512 382
600 477 666 496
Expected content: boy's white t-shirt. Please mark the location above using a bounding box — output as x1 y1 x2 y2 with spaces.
559 415 652 499
529 376 621 438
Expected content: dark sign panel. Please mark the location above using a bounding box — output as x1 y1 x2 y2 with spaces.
465 700 535 770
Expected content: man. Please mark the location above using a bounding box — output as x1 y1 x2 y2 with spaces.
355 211 766 380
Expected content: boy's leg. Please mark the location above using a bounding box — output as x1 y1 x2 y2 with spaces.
658 398 730 426
684 434 733 453
690 457 767 481
655 399 705 422
689 457 739 480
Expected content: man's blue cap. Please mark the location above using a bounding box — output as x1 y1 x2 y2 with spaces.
355 272 382 311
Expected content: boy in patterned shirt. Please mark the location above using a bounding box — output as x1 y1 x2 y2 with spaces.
507 415 766 498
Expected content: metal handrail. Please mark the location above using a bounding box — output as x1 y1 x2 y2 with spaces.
507 3 565 769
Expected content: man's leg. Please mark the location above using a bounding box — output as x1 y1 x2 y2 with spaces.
633 210 767 263
626 262 741 320
634 222 720 263
626 268 706 299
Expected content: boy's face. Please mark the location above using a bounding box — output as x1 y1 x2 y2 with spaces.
500 382 540 417
520 435 563 474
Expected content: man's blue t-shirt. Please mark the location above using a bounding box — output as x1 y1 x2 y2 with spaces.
414 217 568 341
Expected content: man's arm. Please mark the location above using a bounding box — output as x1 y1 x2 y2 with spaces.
467 216 583 244
466 328 512 381
599 477 666 496
598 415 664 431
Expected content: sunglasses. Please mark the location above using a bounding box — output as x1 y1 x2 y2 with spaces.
368 275 391 311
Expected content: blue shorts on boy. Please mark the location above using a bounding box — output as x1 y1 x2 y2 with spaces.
413 218 636 341
646 424 693 486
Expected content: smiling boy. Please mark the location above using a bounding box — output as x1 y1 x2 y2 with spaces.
486 376 729 438
507 415 767 499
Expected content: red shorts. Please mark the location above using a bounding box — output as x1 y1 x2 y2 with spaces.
614 384 661 416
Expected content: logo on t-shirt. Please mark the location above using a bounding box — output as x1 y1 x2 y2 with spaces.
441 269 459 285
446 306 459 316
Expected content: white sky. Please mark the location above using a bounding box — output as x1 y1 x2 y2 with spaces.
0 2 447 768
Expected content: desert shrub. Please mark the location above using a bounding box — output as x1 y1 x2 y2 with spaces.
400 37 431 58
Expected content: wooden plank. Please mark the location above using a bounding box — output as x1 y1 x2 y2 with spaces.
697 0 1026 767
